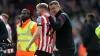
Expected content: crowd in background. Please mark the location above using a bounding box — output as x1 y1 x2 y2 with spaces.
0 0 100 56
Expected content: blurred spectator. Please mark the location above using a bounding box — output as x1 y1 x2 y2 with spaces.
15 15 21 24
81 13 100 56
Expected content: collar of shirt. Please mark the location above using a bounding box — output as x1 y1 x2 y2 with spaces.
21 19 31 29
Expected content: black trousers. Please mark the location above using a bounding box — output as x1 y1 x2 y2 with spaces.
87 51 100 56
35 50 52 56
58 48 75 56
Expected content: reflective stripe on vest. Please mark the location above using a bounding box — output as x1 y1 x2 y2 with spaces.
95 25 100 39
17 21 36 51
18 22 32 36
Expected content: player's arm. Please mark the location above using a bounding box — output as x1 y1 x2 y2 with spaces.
26 17 42 51
27 26 42 48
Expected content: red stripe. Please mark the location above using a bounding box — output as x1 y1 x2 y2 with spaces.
58 16 64 24
41 17 44 50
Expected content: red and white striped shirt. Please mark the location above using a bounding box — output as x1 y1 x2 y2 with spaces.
37 15 54 54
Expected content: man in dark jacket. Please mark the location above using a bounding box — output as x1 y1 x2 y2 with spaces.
0 15 8 55
45 1 75 56
0 16 8 43
81 13 100 56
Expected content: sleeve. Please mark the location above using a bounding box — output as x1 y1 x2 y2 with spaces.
0 19 8 40
31 22 37 35
48 13 68 30
37 17 43 26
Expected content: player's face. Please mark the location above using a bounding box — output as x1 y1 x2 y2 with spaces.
49 4 60 16
37 8 42 16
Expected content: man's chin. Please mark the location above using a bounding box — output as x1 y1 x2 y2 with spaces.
51 13 55 16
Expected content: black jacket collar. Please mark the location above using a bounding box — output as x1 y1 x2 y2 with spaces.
55 10 63 17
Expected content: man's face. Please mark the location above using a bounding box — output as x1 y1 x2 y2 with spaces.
36 8 42 16
49 4 60 16
3 16 8 24
86 16 91 22
21 10 29 19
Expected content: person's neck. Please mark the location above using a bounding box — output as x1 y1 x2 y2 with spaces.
5 23 7 24
42 11 48 16
22 17 29 22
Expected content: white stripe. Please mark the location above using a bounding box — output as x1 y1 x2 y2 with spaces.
42 16 47 51
39 32 42 50
3 48 14 54
8 49 11 53
3 50 6 53
11 49 14 53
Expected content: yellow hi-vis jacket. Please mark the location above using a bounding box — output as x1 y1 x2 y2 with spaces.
95 25 100 39
17 19 37 51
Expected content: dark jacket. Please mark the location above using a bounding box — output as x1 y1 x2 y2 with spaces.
0 19 8 43
48 10 75 49
81 17 100 51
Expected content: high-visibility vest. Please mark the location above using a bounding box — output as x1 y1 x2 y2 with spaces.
17 21 37 51
95 25 100 39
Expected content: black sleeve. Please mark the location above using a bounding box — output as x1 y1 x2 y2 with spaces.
82 24 92 47
0 19 8 40
48 13 68 30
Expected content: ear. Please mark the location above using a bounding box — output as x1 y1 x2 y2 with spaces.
59 4 62 9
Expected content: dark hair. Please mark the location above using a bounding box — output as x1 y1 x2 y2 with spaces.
49 1 59 6
21 8 30 14
36 3 48 10
87 13 95 19
15 15 21 20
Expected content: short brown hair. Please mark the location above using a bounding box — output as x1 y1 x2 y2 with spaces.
36 3 48 10
49 1 59 6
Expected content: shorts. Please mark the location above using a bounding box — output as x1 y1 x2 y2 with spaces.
35 50 52 56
